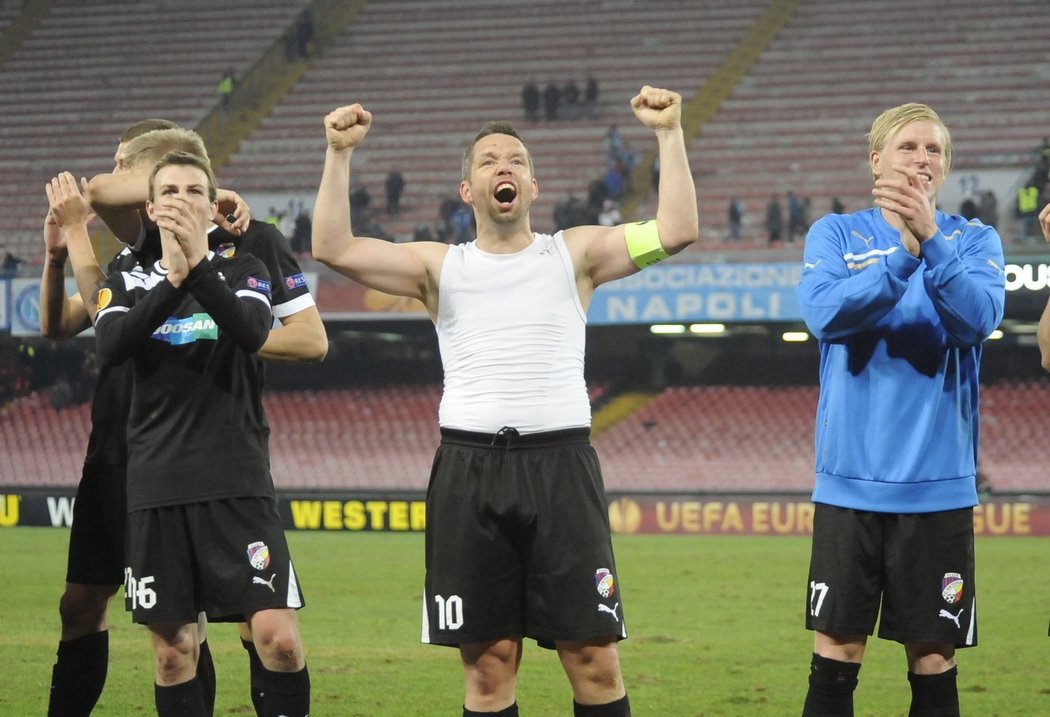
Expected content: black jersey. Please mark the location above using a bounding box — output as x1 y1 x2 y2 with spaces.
84 242 161 466
83 222 313 466
95 252 273 510
209 220 315 320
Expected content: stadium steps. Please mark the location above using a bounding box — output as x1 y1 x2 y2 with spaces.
197 0 367 171
591 389 659 440
620 0 804 221
0 0 50 68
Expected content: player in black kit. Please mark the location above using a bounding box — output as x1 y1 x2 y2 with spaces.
41 124 325 716
94 151 310 717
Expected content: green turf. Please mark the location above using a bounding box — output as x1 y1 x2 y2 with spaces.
2 529 1046 715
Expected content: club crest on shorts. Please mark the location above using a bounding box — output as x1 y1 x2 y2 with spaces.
595 568 616 598
941 572 964 604
246 541 271 571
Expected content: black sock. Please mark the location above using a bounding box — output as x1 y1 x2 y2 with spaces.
155 677 207 717
196 638 215 716
464 704 519 716
802 653 860 717
574 694 631 716
241 638 266 716
262 664 310 717
908 667 960 717
48 630 109 717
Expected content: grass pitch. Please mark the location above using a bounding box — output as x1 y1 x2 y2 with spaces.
2 528 1046 715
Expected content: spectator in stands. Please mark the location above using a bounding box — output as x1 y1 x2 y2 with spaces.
584 75 599 118
295 7 314 58
312 85 698 717
1016 180 1040 242
385 170 405 215
603 124 636 172
413 223 434 242
266 206 284 228
2 247 22 277
93 151 311 717
727 197 743 241
765 194 783 243
603 160 625 201
218 68 235 111
977 190 998 228
958 196 979 220
831 196 845 215
562 79 580 119
787 190 807 243
349 180 371 233
796 102 1005 717
291 208 312 256
41 121 326 717
543 80 561 121
521 79 540 122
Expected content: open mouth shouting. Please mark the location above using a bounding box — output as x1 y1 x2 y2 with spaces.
494 181 518 209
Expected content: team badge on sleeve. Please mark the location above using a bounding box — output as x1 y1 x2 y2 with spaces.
595 568 616 598
96 287 112 312
941 572 964 604
246 541 271 570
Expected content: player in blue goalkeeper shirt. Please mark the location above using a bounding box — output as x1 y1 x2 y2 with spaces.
796 103 1005 717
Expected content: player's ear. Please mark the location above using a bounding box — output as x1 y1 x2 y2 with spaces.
530 177 539 200
144 199 158 222
459 180 473 206
869 149 882 180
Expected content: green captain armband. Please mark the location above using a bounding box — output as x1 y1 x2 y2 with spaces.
625 220 669 269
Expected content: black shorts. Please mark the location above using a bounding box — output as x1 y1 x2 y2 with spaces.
66 462 126 586
125 497 305 624
805 503 977 647
422 427 627 648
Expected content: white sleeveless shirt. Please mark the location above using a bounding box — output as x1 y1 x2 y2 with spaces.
436 232 591 433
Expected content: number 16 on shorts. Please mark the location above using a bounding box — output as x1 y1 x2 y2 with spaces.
125 566 157 610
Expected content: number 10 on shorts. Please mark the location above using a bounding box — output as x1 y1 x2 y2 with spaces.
809 581 829 617
433 594 464 630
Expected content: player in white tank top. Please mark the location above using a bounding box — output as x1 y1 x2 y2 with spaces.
311 86 698 717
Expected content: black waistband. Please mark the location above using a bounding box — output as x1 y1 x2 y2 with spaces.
439 426 590 449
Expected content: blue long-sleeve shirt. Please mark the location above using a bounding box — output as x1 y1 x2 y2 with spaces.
796 208 1005 513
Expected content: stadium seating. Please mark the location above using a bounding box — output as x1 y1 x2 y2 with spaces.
219 0 771 244
688 0 1050 245
0 0 311 257
3 0 1049 260
5 381 1047 494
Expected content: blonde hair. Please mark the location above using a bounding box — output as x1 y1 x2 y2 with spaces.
123 128 209 172
867 103 952 179
119 118 178 143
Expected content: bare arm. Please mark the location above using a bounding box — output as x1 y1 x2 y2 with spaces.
38 220 90 339
566 86 699 295
311 103 444 312
1037 204 1050 371
40 173 102 336
88 169 252 242
260 306 328 362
